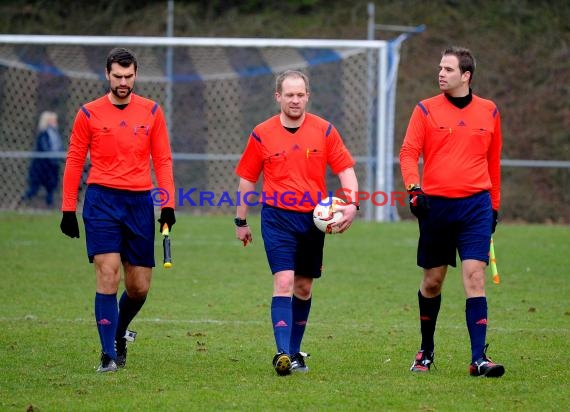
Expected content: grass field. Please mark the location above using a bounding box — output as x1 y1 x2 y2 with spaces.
1 212 568 411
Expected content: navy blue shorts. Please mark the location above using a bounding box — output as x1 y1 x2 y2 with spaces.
261 205 325 277
417 191 493 269
82 184 155 267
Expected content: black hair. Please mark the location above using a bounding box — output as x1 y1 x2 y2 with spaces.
106 47 138 73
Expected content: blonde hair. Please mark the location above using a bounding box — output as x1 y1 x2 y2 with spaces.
275 70 310 94
37 111 58 132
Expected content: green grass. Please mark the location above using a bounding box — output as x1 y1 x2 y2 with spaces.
1 212 568 411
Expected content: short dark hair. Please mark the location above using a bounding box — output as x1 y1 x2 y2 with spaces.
275 70 310 94
442 46 476 83
106 47 138 73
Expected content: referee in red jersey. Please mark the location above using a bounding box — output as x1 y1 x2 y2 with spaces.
235 70 359 375
400 46 505 377
60 48 176 372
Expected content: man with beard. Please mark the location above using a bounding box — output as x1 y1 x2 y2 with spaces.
60 47 176 372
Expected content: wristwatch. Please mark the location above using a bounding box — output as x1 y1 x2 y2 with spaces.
234 217 248 227
350 201 360 211
407 183 421 192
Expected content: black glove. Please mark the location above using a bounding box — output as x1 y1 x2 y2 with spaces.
492 209 499 233
158 207 176 231
409 187 429 219
60 211 80 238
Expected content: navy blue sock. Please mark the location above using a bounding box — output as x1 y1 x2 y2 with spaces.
418 290 441 353
271 296 292 354
115 291 146 341
289 295 311 354
95 292 118 359
466 296 488 363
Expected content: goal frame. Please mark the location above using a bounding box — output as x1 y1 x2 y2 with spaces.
0 34 399 221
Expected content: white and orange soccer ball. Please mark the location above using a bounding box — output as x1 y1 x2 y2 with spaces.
313 197 346 234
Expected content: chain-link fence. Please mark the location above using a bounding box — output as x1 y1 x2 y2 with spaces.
0 39 390 217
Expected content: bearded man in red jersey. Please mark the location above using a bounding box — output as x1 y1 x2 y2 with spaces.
60 48 175 372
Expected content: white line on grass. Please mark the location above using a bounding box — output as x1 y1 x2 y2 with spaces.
1 316 568 333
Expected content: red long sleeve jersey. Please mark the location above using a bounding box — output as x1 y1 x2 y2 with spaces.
62 94 175 211
235 113 355 212
400 94 502 210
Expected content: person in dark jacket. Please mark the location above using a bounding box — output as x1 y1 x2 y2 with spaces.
22 111 64 207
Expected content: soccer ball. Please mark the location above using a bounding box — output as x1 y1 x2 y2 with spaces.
313 197 345 234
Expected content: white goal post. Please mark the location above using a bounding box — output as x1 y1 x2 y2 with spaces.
0 34 405 221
